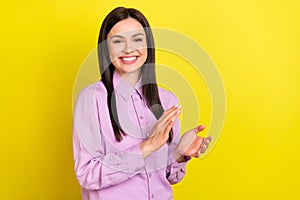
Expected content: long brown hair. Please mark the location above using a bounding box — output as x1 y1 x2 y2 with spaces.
97 7 173 143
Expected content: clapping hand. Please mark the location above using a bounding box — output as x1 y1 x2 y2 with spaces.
174 125 212 162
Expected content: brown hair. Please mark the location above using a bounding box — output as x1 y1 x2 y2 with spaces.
97 7 173 143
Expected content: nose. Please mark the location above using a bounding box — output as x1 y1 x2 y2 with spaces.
123 41 135 54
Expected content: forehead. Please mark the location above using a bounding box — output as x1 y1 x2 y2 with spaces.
107 18 145 38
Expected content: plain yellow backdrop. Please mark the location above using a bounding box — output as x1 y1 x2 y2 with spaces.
1 0 300 199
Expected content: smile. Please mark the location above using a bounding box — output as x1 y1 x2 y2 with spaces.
119 56 138 64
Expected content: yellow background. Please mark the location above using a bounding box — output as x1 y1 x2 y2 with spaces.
1 0 300 199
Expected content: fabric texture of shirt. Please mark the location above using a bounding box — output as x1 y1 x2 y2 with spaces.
73 71 189 200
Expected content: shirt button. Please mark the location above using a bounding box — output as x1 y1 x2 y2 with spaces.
151 194 154 198
149 173 151 178
139 116 144 119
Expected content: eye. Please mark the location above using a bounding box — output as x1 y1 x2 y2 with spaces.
112 39 124 44
133 38 143 42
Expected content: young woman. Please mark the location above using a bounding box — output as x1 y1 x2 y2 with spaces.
73 7 212 200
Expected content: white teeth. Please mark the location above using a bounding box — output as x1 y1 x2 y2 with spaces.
121 57 136 61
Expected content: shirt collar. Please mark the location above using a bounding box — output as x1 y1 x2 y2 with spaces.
113 71 143 102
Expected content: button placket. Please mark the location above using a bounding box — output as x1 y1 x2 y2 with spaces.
131 92 151 138
148 176 155 199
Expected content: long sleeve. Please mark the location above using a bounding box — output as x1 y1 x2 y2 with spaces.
162 90 190 185
72 83 146 191
165 130 190 185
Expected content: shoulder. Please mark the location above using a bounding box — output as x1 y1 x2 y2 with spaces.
76 81 107 104
158 87 179 110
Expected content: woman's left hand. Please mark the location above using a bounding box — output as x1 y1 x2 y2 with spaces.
174 125 212 162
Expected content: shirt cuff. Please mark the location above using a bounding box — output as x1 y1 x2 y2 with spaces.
181 155 192 162
173 156 191 167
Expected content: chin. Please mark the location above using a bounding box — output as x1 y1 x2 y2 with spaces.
123 66 142 74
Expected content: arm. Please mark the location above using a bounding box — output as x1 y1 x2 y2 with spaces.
73 84 186 190
73 130 145 190
72 85 145 190
157 93 190 184
165 119 190 185
166 124 213 184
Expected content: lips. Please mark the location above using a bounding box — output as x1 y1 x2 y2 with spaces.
119 56 138 64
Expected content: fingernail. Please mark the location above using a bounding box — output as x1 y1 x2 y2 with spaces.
174 104 179 108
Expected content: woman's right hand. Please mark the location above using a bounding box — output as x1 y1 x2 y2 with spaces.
140 104 181 158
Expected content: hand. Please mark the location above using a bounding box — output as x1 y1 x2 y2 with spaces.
140 104 181 158
174 125 212 162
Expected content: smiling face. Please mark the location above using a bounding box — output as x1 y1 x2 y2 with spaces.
107 18 148 77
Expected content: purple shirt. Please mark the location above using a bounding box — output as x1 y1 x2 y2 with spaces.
73 71 189 200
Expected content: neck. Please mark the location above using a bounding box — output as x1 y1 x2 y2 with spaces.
118 70 141 87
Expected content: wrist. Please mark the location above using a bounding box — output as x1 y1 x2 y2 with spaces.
174 148 182 161
174 148 191 163
176 155 191 163
140 141 152 158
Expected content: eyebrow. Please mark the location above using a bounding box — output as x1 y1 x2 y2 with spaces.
132 33 145 37
110 32 145 39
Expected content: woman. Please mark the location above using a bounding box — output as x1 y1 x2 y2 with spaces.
73 7 212 200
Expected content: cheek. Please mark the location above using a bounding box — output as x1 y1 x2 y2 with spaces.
107 45 122 62
109 52 117 63
140 49 148 60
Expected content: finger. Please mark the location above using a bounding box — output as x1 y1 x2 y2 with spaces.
191 150 201 158
207 136 213 142
203 136 213 148
190 137 203 156
169 108 181 122
196 136 204 152
162 116 176 137
158 110 178 137
196 137 206 153
160 106 181 124
158 105 181 123
153 107 180 133
152 109 180 136
166 105 181 120
200 144 207 153
204 138 211 145
189 136 203 150
163 104 181 116
197 125 205 132
200 136 213 153
192 125 205 134
193 143 207 155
